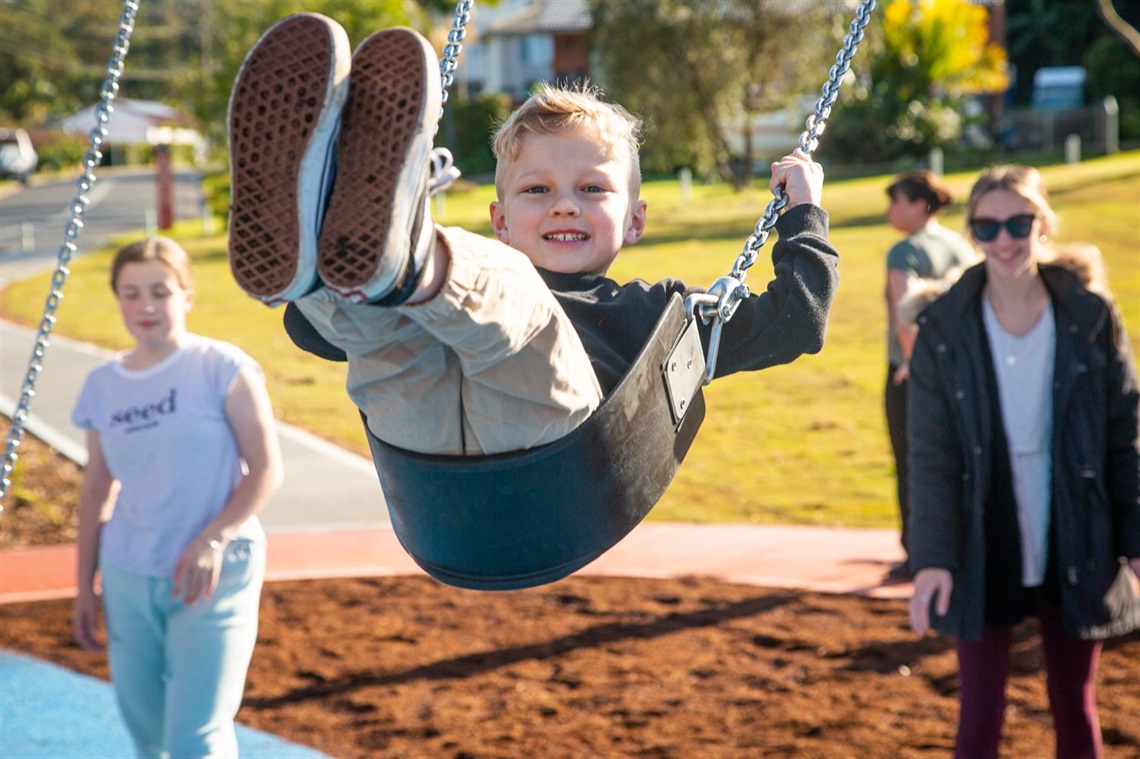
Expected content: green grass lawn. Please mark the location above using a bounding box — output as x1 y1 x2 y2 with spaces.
4 152 1137 529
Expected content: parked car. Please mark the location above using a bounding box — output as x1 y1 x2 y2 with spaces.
0 128 39 184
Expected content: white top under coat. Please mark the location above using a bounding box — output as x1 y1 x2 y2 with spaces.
983 297 1056 586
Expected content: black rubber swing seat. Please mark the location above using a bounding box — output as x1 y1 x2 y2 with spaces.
363 294 706 590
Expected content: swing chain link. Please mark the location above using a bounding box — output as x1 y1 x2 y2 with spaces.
0 0 140 506
694 0 875 382
436 0 474 132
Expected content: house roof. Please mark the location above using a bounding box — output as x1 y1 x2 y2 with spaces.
484 0 591 36
58 99 197 145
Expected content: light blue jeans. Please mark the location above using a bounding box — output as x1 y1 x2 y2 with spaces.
99 539 265 758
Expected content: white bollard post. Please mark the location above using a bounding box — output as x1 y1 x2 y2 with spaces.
20 222 34 254
433 192 446 220
928 147 944 176
1065 134 1081 165
678 167 692 200
200 198 215 235
145 209 157 238
1103 96 1119 155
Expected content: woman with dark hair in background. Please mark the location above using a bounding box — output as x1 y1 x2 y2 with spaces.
882 171 975 579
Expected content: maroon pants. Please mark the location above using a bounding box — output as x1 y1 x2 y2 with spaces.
954 591 1102 759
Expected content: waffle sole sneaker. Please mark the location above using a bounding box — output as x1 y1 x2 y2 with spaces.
227 13 350 306
317 27 441 305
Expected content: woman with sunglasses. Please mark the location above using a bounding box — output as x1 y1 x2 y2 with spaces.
906 164 1139 758
882 171 975 580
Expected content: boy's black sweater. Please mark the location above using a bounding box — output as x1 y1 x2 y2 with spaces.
283 204 839 396
542 204 836 393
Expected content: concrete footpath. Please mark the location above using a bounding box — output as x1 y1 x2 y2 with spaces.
1 319 389 532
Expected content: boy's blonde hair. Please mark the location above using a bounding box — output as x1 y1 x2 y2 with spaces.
111 236 194 294
492 82 643 198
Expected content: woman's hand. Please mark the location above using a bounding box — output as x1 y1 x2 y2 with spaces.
892 362 910 385
909 568 953 635
72 589 105 652
173 536 225 605
770 151 823 208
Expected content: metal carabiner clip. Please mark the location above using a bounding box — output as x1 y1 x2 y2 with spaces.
684 274 749 385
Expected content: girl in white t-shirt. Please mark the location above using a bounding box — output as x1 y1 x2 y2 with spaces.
72 236 283 758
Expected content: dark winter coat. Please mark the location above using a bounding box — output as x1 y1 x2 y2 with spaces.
907 262 1140 641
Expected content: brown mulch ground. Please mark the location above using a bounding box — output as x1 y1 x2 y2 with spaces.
2 420 1139 758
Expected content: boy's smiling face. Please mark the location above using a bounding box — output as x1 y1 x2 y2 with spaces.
490 132 646 276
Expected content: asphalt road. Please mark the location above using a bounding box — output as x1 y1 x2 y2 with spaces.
0 166 207 287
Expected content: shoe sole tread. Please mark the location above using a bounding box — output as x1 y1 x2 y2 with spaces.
318 28 438 300
228 15 343 303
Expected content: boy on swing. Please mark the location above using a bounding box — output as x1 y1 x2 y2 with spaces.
227 14 839 457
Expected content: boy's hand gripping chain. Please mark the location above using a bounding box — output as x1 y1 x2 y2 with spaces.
687 0 876 383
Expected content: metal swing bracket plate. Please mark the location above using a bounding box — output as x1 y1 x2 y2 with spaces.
663 318 706 425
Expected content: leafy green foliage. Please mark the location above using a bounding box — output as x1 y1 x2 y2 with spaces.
0 1 432 144
32 134 88 172
589 0 836 187
0 0 126 122
820 0 1007 164
1002 0 1140 135
439 93 512 178
1084 35 1140 140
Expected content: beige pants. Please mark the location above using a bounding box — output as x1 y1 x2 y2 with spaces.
295 226 603 455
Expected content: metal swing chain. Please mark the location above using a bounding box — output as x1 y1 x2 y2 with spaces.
439 0 474 118
0 0 140 506
426 0 473 190
690 0 876 382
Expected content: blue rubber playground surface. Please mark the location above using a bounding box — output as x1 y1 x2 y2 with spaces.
0 651 329 758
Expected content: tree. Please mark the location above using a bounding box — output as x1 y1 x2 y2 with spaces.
589 0 837 188
0 0 127 123
0 1 452 148
1095 0 1140 57
819 0 1007 164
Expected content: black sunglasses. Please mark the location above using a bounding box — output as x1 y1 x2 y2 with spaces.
968 214 1037 242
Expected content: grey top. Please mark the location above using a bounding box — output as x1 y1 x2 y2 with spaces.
885 224 974 366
